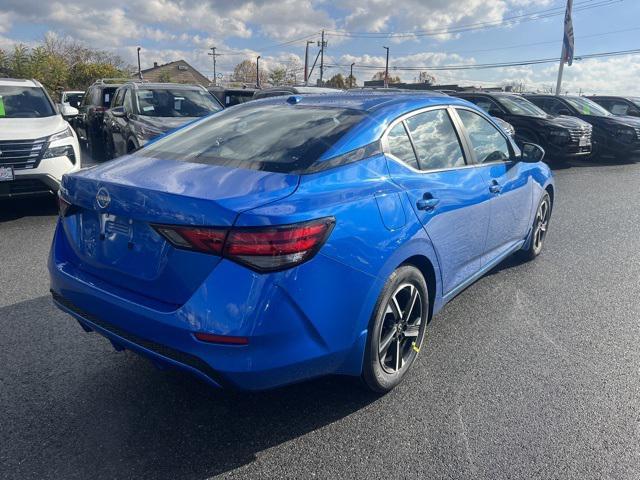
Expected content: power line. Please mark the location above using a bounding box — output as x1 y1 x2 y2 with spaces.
419 25 640 56
326 0 621 38
326 48 640 72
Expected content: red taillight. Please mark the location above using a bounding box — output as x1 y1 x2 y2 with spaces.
153 218 334 272
154 226 227 254
58 194 72 217
225 220 334 271
94 106 107 113
194 332 249 345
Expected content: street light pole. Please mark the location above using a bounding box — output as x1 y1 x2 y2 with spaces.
383 46 389 88
137 47 142 80
256 56 261 88
304 40 314 85
350 62 355 89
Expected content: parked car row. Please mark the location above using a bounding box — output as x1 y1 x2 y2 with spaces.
207 86 640 162
2 73 639 201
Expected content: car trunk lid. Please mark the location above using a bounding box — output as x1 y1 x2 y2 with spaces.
59 156 299 306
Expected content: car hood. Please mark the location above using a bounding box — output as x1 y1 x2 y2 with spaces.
0 115 68 141
584 115 640 129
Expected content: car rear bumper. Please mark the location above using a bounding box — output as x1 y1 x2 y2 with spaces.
48 220 371 390
51 292 226 388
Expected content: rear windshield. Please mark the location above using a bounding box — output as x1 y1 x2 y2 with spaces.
102 87 118 108
136 88 222 117
0 86 55 118
140 104 365 173
64 92 84 109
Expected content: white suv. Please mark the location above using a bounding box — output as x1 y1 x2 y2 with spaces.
0 78 81 199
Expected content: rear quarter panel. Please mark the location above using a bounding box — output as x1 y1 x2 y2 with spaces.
235 155 442 375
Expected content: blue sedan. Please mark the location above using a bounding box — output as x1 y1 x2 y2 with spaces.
49 93 554 392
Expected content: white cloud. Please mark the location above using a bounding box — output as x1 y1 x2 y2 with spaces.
1 0 637 94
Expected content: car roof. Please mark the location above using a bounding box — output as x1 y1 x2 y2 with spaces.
127 82 205 90
209 87 257 93
250 91 462 112
456 91 520 98
242 92 481 161
588 95 636 100
0 78 41 88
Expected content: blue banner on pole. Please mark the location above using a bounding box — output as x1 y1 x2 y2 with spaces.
563 0 575 66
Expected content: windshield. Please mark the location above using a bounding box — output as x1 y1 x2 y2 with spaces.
136 88 221 117
140 104 366 173
64 93 84 109
564 97 611 117
629 97 640 108
495 95 547 117
0 86 56 118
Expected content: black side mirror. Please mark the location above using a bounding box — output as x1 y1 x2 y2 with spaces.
521 142 545 163
111 106 126 118
488 108 502 117
557 109 572 116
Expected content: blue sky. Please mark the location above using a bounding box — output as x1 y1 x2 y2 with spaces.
1 0 639 94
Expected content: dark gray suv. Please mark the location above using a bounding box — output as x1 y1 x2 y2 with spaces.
103 82 222 159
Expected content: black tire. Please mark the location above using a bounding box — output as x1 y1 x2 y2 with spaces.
362 265 429 393
520 192 551 261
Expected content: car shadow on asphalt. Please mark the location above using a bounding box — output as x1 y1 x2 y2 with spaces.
549 155 638 171
2 295 382 480
0 196 58 222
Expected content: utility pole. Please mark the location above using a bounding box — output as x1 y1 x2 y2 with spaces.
137 47 142 80
350 62 355 89
383 46 390 88
256 56 261 88
208 47 221 86
319 30 326 86
304 40 314 85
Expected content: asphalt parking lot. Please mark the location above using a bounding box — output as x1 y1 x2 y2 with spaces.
1 156 639 480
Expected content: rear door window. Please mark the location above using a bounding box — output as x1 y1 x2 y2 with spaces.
111 88 124 108
543 97 569 115
140 104 366 173
457 109 511 164
405 109 466 170
610 101 630 115
386 123 419 169
123 89 133 113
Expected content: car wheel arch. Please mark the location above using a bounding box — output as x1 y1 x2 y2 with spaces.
545 184 555 210
399 255 437 323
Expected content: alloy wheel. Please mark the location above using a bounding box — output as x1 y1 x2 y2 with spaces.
533 196 550 253
378 282 425 374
